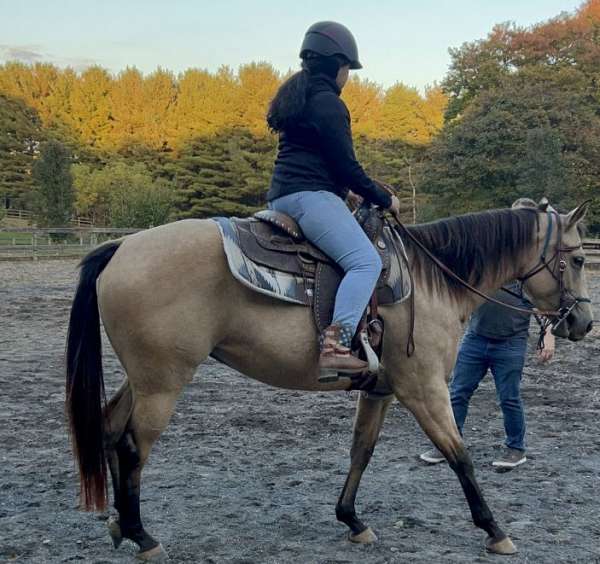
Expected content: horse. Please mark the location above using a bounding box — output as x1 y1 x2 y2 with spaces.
65 200 593 561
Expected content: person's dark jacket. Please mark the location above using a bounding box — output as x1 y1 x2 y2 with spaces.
267 74 392 209
469 281 533 339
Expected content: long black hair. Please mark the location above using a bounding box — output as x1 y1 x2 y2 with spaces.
267 54 345 132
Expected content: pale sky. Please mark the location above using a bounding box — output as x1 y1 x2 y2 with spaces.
0 0 584 90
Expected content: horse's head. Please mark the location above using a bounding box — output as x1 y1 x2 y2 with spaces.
519 199 594 341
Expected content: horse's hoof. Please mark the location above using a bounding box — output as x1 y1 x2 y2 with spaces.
137 543 169 562
349 527 378 544
486 535 517 555
107 517 122 549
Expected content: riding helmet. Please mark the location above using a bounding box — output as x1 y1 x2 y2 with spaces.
300 21 363 69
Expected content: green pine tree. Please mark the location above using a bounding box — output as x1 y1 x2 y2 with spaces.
0 94 45 210
32 140 74 226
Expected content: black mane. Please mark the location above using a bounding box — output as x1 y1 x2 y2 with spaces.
402 208 539 299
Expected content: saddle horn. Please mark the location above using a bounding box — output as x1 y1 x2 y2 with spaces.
538 197 550 212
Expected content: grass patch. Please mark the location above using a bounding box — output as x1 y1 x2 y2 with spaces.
0 232 34 245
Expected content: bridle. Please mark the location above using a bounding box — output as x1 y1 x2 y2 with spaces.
517 209 591 331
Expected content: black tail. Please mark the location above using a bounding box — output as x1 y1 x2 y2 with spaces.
66 240 121 511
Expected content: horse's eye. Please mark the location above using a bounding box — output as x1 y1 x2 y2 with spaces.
572 256 585 268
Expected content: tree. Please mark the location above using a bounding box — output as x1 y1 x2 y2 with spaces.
173 129 276 218
354 136 427 222
341 76 383 138
72 161 174 227
377 83 432 144
141 68 178 151
109 67 145 149
235 63 280 136
32 140 74 226
420 68 600 232
0 94 44 209
69 66 113 147
174 66 239 142
443 1 600 119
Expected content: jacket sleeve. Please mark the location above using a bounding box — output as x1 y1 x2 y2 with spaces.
310 94 393 208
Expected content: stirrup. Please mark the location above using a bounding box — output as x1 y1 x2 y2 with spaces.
358 330 379 373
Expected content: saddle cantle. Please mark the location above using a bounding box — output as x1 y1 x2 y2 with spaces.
213 207 411 333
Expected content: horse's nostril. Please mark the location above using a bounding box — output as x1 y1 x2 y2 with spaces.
586 321 594 333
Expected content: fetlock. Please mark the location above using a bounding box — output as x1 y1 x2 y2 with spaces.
318 324 368 382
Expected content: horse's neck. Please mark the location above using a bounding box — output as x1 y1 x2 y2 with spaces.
404 207 543 322
463 271 523 317
409 250 530 322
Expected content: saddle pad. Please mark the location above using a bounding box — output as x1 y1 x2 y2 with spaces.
213 217 412 307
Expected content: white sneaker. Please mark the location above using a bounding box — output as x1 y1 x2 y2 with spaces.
419 448 446 464
492 448 527 469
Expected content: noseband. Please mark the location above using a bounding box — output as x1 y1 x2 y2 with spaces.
518 210 591 330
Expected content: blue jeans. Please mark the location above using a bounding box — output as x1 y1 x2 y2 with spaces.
268 191 382 336
450 331 528 451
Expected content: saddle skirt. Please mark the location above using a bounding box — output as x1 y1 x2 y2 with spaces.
213 210 411 331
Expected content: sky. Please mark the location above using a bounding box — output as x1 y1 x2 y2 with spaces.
0 0 584 91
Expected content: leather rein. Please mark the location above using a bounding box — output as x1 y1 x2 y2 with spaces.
387 210 590 330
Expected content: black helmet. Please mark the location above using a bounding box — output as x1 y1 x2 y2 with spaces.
300 21 362 70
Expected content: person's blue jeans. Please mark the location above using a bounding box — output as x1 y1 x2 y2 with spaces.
450 331 528 451
268 190 382 339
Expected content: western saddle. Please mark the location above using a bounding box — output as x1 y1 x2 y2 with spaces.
212 204 411 386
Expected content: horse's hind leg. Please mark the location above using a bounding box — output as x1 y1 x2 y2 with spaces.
336 393 393 543
103 380 135 549
399 382 517 555
101 379 163 558
111 389 181 561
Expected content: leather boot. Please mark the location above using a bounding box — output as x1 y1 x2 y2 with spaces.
318 324 368 383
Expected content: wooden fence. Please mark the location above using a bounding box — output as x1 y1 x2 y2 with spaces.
0 227 141 260
583 238 600 270
1 223 599 267
2 209 92 228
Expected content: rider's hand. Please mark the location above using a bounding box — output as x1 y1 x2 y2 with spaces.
388 195 401 216
347 190 363 210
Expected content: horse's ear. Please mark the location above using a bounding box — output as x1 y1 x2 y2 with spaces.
538 197 549 212
565 200 591 230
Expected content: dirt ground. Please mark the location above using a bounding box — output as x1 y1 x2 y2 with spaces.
1 259 599 564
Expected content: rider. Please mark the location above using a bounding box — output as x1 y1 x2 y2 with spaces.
266 21 401 377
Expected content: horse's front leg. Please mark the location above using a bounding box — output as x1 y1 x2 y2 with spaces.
397 378 517 555
336 393 393 543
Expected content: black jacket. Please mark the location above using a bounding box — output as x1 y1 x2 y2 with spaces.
267 74 392 209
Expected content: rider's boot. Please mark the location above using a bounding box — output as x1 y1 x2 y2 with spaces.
318 323 368 383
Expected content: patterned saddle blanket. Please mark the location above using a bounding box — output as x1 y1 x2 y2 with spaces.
213 208 411 332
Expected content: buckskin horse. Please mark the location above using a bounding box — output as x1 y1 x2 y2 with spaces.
65 200 593 561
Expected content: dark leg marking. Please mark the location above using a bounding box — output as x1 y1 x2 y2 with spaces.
114 432 159 553
448 446 506 541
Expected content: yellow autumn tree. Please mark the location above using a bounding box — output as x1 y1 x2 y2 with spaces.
69 66 113 147
341 76 382 137
109 67 145 149
141 68 178 150
174 66 239 143
422 84 448 137
235 62 280 136
377 82 430 144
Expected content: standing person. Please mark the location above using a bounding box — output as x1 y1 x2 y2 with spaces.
420 199 555 469
266 21 401 378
